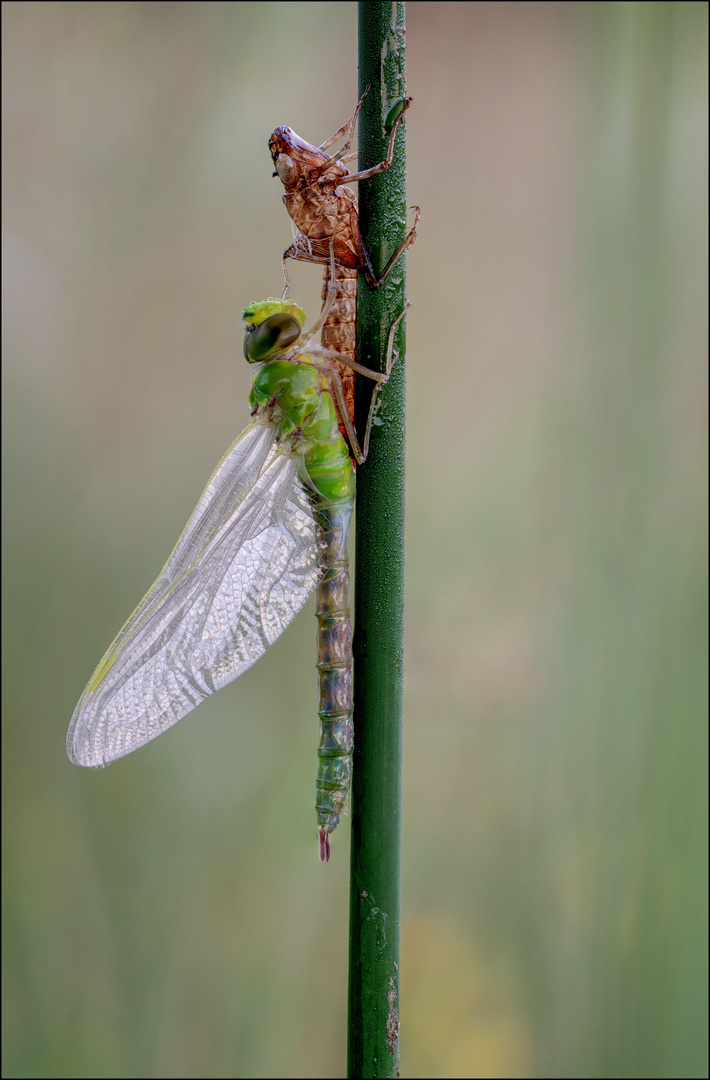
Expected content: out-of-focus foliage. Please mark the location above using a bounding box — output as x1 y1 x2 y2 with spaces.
2 3 706 1077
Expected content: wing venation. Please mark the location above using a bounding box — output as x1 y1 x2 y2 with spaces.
68 422 321 768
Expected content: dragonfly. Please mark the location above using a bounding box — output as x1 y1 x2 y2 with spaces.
67 276 406 861
269 91 419 429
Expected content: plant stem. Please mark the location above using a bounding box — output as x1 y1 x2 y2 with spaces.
348 3 408 1077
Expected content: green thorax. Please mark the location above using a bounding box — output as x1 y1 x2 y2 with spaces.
244 299 355 507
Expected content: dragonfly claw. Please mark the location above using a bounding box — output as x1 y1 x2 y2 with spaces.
318 827 331 863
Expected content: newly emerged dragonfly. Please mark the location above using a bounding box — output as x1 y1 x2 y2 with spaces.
269 91 419 427
67 280 405 861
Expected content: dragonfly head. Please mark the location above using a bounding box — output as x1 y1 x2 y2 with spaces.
242 298 306 364
269 126 329 187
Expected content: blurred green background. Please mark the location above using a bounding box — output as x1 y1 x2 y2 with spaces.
2 2 707 1077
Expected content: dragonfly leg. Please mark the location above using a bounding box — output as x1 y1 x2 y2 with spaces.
327 367 367 465
280 255 292 301
359 301 411 461
318 87 368 156
323 301 411 464
316 347 386 383
317 301 411 384
341 96 412 183
383 300 411 377
357 205 421 290
302 243 339 343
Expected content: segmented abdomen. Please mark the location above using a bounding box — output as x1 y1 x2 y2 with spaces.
321 265 357 429
314 501 354 862
316 266 357 860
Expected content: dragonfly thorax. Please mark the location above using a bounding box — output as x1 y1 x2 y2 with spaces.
249 358 354 507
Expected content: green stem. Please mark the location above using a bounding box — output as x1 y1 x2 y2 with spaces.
349 3 408 1077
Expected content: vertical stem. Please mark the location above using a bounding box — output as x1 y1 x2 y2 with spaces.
349 3 408 1077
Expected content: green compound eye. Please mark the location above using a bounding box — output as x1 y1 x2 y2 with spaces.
244 314 301 363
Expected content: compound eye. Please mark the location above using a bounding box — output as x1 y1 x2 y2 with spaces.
244 314 300 363
275 155 296 185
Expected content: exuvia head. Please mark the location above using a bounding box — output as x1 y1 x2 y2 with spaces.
269 126 328 184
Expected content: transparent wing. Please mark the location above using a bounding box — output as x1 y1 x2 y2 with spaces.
68 421 322 768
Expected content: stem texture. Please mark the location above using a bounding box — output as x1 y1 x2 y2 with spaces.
348 3 408 1077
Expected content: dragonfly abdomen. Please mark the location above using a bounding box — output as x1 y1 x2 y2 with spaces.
314 505 353 863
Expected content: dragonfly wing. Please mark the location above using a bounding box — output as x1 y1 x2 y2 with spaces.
68 421 322 768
